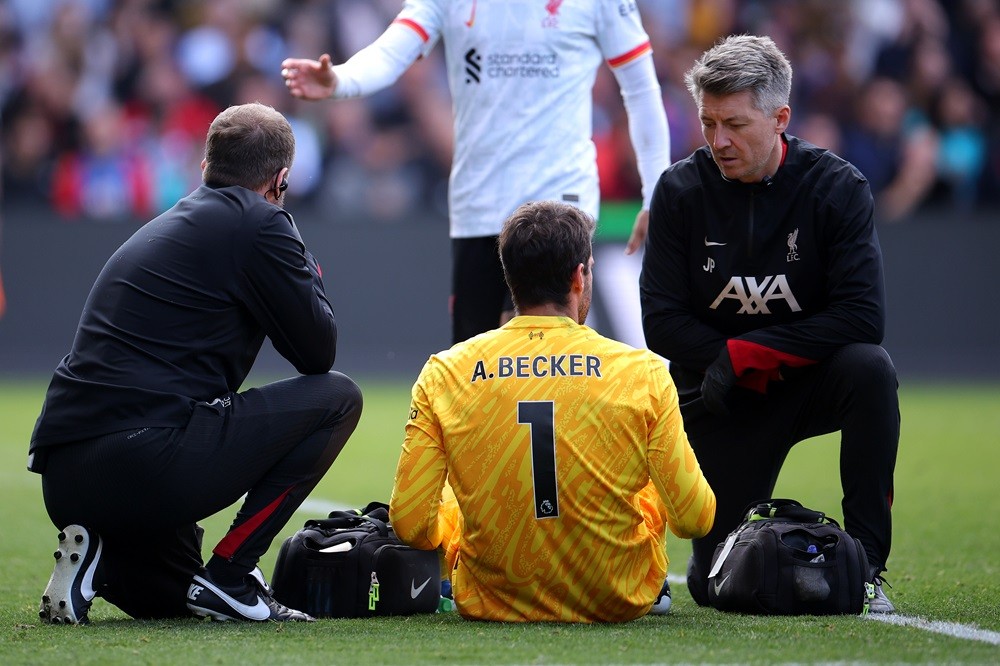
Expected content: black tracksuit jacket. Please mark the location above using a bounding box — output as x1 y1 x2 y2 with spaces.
640 134 886 398
31 185 337 451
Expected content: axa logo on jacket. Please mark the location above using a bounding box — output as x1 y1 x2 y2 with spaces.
709 275 802 315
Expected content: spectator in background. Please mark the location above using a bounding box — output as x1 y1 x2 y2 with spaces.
929 76 988 209
129 52 221 211
280 0 671 344
840 77 939 222
970 13 1000 203
1 103 56 207
793 111 844 156
0 144 4 320
49 100 155 221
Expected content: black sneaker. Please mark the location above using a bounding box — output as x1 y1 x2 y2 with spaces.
39 525 103 625
649 579 672 615
186 569 314 622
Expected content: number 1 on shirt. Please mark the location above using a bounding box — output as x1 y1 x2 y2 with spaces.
518 401 560 519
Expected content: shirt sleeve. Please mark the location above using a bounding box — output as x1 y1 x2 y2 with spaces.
239 210 337 374
610 53 670 211
596 0 653 66
389 362 449 550
644 356 716 538
332 0 446 99
331 21 426 99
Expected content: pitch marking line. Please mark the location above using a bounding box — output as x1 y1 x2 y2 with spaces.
303 502 998 645
298 497 352 515
867 613 1000 645
671 573 998 645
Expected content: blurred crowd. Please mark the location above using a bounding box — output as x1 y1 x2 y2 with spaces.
1 0 999 225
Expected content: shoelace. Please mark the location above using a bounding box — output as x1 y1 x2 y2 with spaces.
873 574 893 591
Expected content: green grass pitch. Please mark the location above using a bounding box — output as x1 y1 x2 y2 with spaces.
1 378 998 665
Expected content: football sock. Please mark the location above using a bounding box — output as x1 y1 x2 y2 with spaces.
205 555 250 590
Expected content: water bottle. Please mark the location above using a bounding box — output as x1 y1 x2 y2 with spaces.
438 579 455 613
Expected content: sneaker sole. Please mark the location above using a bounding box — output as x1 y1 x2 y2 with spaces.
188 606 238 622
39 525 102 625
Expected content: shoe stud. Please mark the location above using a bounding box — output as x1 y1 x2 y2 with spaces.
70 553 80 563
58 532 66 542
59 600 66 608
75 534 84 544
54 551 62 560
42 595 50 603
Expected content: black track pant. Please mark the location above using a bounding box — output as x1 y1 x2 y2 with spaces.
41 372 363 619
683 344 899 606
451 236 514 344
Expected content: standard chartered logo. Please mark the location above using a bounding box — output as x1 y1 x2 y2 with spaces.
464 48 560 83
464 48 482 83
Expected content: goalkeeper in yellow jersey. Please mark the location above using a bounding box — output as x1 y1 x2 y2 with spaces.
389 201 716 623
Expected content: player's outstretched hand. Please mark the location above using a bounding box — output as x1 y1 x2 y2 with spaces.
701 347 737 417
281 53 337 101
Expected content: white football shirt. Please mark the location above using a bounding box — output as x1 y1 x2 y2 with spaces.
394 0 654 238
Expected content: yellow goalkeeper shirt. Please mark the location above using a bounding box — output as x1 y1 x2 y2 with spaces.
390 315 715 622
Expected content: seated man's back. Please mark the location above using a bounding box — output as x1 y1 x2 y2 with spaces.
390 201 715 623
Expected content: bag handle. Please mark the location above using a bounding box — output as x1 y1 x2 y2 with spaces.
303 501 391 537
744 498 839 527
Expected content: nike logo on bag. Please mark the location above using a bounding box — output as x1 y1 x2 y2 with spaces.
410 576 432 599
712 573 732 596
704 237 727 247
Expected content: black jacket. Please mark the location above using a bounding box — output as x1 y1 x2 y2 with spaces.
640 135 885 396
31 185 337 449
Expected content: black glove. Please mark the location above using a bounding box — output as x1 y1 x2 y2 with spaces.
701 347 737 417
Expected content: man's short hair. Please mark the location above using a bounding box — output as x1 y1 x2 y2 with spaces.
684 34 792 115
203 102 295 191
499 201 596 311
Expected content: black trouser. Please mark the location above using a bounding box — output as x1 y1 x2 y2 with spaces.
451 236 514 344
41 372 363 619
683 344 899 606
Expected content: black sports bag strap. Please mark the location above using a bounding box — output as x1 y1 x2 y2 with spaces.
745 498 835 526
301 502 392 536
356 513 390 538
303 509 364 531
361 501 390 516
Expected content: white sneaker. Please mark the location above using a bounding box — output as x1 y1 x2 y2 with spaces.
867 575 895 614
39 525 103 625
649 580 672 615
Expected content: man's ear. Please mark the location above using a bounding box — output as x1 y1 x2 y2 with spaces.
775 105 791 134
570 263 586 294
200 158 207 172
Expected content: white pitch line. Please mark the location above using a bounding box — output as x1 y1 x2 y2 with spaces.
867 612 1000 646
666 574 688 586
297 497 353 515
300 500 1000 646
670 573 999 646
